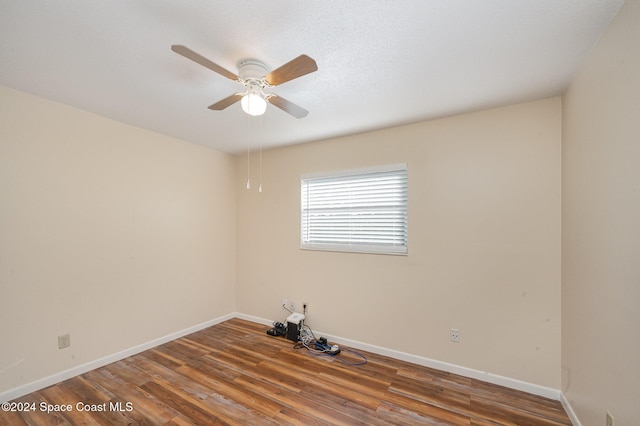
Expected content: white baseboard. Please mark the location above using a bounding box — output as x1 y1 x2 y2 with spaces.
234 312 273 326
0 313 234 403
2 310 576 420
237 312 563 401
244 312 582 421
560 392 582 426
325 332 562 399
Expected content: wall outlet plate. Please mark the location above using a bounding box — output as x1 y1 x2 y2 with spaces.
450 328 460 343
58 333 71 349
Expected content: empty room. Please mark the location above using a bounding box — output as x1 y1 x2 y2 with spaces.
1 1 638 425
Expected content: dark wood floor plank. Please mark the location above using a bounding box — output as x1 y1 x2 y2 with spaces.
471 380 570 424
140 352 278 425
233 370 367 425
1 318 572 425
176 363 283 419
382 388 473 425
141 346 185 370
0 408 29 426
163 415 197 426
377 399 471 425
8 392 72 426
301 384 387 425
56 377 135 426
200 346 262 373
38 383 111 426
388 372 477 421
140 380 227 425
84 366 179 424
103 356 154 387
273 405 332 426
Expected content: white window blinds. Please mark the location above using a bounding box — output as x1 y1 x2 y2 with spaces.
301 164 408 255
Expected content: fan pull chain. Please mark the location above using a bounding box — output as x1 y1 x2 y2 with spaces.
245 113 265 192
246 116 251 190
258 141 263 193
258 114 263 192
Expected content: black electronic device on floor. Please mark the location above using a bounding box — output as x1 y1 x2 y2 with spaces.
285 313 305 342
266 322 286 336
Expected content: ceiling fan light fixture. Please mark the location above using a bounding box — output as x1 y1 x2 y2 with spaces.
171 46 316 118
241 88 267 116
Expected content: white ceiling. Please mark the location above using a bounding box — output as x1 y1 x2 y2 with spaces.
0 1 624 154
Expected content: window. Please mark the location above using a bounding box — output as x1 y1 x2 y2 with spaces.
301 164 408 255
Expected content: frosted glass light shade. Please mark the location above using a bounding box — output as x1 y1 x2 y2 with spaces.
241 93 267 116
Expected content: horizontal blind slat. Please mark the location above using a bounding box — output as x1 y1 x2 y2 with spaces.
301 165 407 255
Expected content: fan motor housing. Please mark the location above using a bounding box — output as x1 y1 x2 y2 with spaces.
238 59 268 81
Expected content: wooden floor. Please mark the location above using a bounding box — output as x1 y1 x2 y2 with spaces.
1 318 571 425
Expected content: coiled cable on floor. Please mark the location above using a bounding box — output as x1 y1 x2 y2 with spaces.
294 324 367 365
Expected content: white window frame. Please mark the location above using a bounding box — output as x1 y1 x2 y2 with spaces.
300 164 408 255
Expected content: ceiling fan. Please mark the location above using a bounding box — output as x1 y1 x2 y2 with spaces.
171 45 318 118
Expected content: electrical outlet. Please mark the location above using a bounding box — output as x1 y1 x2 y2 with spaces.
450 328 460 343
606 411 614 426
58 333 71 349
289 300 296 311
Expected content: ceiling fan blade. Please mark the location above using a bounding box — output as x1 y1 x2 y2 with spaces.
171 45 238 81
268 95 309 118
264 55 318 86
208 94 243 110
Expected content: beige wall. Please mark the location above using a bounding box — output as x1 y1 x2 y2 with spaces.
237 98 562 388
562 0 640 424
0 86 236 394
3 3 636 411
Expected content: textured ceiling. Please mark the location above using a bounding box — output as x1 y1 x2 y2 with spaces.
0 1 624 153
